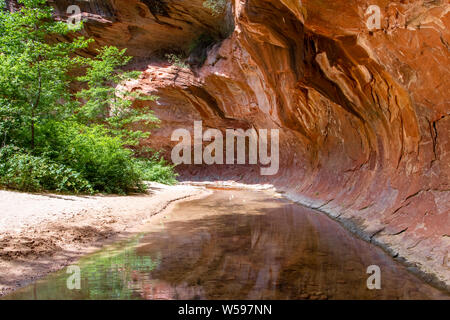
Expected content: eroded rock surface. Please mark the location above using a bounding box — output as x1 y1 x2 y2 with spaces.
11 0 449 289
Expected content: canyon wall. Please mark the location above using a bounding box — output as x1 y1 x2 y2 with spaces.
17 0 449 288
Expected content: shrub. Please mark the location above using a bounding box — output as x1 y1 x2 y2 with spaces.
203 0 227 16
0 146 92 193
165 53 189 69
135 157 178 185
37 121 145 194
0 1 176 195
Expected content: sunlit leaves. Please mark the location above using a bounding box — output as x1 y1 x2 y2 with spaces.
76 46 159 146
0 0 91 148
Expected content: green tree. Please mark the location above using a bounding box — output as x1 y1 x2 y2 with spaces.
0 0 178 193
76 46 159 146
0 0 91 149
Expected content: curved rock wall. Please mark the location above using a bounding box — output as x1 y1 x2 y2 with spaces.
23 0 449 288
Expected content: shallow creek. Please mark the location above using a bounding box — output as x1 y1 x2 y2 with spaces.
4 189 449 299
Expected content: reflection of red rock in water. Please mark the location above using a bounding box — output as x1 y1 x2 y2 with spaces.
141 281 174 300
117 191 448 299
139 280 205 300
12 0 448 288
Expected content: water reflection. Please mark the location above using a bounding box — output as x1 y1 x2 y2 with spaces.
4 190 449 300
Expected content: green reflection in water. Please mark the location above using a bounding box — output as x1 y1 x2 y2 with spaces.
5 234 161 300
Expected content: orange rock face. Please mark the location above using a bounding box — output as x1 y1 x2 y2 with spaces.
38 0 450 289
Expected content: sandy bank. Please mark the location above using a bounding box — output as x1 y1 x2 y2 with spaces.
0 183 210 297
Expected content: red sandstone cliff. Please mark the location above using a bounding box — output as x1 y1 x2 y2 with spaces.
16 0 449 289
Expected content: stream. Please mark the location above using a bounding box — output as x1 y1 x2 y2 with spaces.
4 189 449 300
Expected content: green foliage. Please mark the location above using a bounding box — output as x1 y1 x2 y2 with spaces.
203 0 227 16
165 53 189 69
135 156 178 185
0 0 91 149
76 46 160 146
0 145 92 193
36 121 146 194
0 0 178 194
0 121 179 194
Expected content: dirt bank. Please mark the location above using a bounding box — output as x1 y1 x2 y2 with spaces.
0 183 211 297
